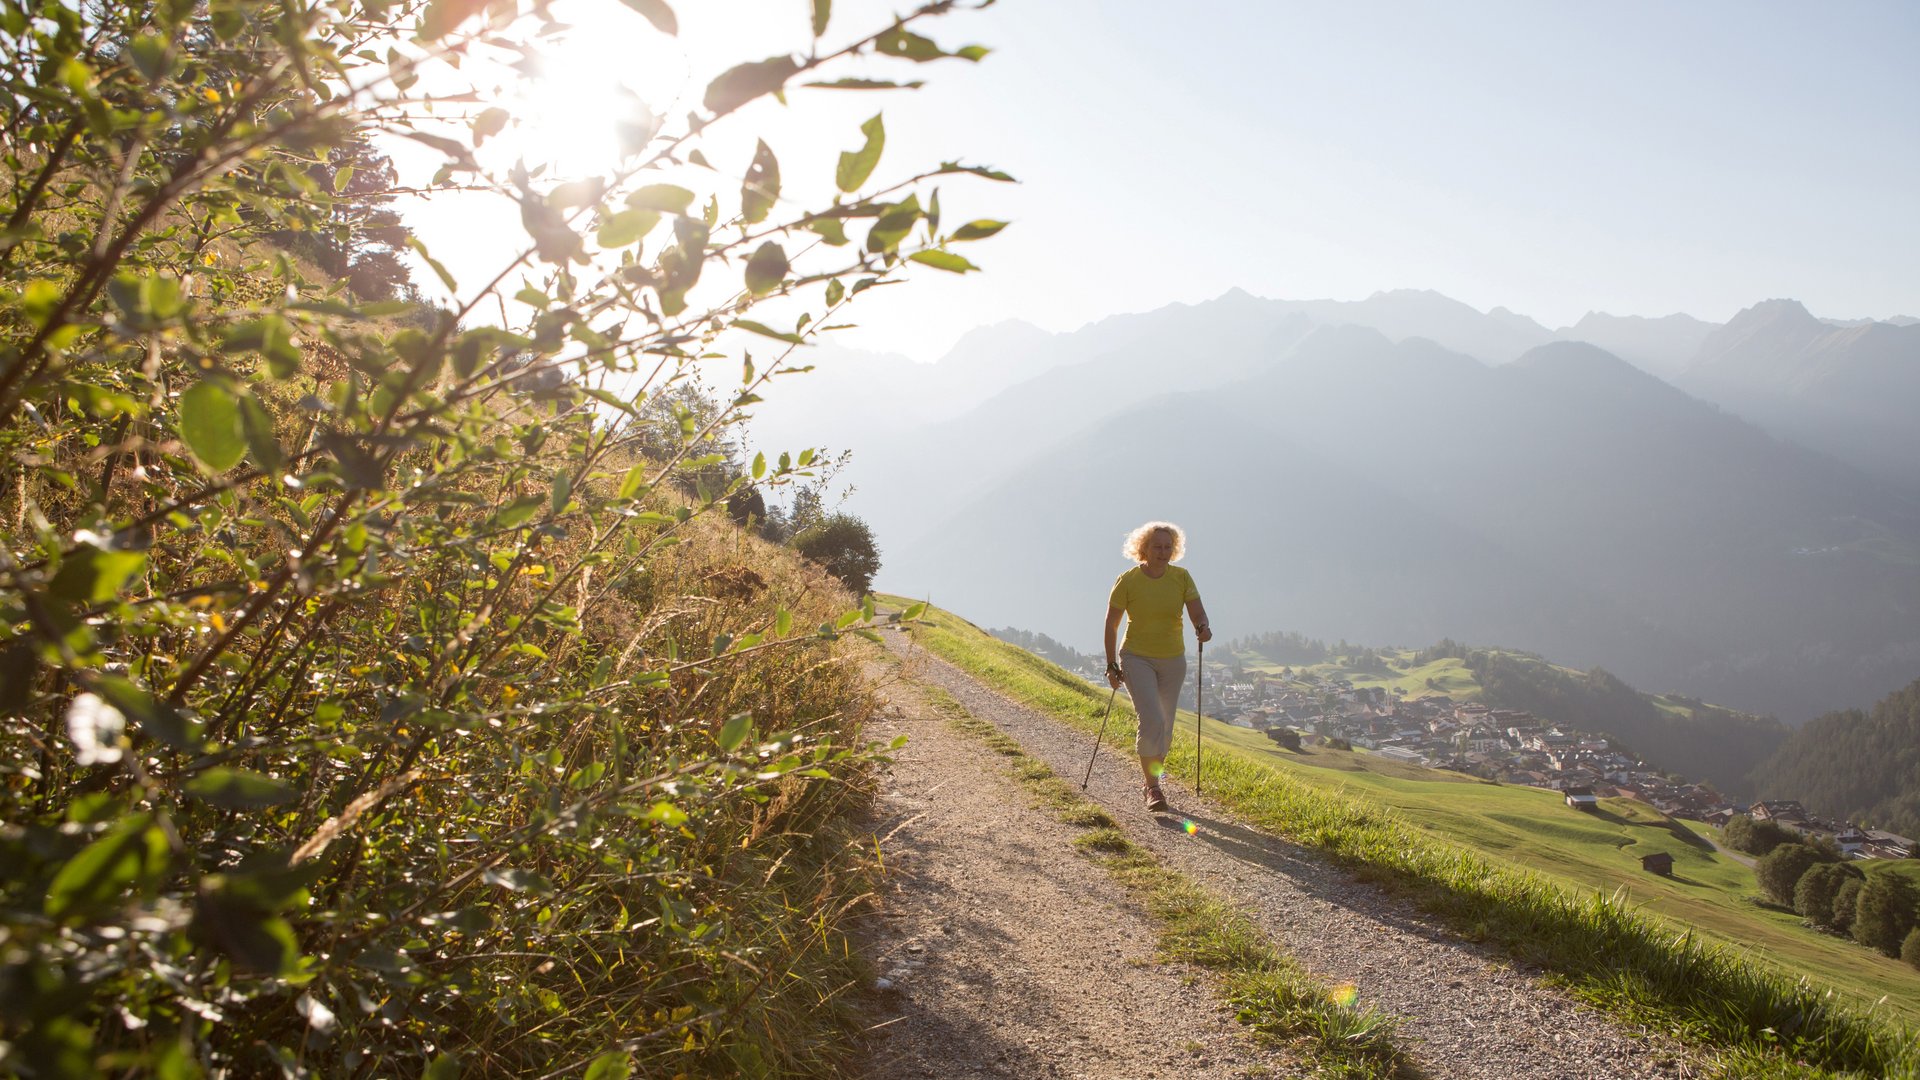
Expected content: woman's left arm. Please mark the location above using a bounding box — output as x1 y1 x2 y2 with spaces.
1187 598 1212 644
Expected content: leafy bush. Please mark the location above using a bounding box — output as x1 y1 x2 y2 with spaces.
1754 843 1824 907
0 0 1005 1074
793 513 882 598
1851 873 1920 957
1723 814 1797 857
1792 862 1861 927
1830 878 1864 934
1904 927 1920 971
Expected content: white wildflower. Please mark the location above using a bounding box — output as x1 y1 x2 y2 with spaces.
65 693 126 766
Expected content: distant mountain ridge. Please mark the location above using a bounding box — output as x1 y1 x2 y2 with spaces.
743 288 1920 722
1678 299 1920 492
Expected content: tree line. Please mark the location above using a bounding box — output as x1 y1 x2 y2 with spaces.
1749 677 1920 838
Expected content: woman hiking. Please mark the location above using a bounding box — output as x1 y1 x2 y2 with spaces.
1104 521 1212 812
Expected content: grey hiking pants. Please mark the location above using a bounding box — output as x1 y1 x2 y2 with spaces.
1120 650 1185 761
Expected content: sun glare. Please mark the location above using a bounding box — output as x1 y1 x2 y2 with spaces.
478 2 698 178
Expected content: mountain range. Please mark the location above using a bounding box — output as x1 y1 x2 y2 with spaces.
745 289 1920 722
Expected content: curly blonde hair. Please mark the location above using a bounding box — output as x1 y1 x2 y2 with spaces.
1121 521 1186 563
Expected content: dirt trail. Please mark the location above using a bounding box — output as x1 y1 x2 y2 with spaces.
859 633 1700 1080
853 659 1299 1079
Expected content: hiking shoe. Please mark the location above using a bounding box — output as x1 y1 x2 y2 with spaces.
1144 784 1169 813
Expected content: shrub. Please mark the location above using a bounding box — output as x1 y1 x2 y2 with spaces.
1723 814 1797 856
1851 873 1920 957
1903 927 1920 971
1754 843 1823 907
1793 862 1859 926
793 513 883 598
0 0 1004 1073
1830 878 1864 933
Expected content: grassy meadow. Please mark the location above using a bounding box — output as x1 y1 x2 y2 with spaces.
885 597 1920 1075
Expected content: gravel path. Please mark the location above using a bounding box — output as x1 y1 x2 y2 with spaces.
852 660 1300 1079
879 633 1702 1080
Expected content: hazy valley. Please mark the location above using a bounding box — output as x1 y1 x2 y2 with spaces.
748 289 1920 726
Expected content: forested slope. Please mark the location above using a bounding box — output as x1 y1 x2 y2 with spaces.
1750 678 1920 835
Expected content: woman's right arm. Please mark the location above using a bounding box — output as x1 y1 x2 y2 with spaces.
1104 605 1125 688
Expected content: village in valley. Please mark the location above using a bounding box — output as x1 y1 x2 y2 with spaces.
1016 634 1920 864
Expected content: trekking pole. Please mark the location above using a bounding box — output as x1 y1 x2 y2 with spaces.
1195 638 1205 796
1081 684 1121 790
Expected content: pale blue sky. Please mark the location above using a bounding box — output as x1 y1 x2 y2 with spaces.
401 1 1919 362
834 0 1920 358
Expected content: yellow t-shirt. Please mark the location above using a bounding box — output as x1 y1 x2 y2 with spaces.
1109 565 1200 659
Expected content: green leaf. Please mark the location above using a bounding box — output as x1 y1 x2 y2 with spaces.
744 242 789 297
237 391 283 472
45 812 170 921
618 465 649 500
805 77 923 91
584 1052 632 1080
128 34 170 82
733 320 804 344
751 451 766 479
825 278 845 305
595 208 658 249
496 495 544 529
222 315 302 377
902 602 927 621
645 801 688 826
810 0 829 36
716 712 752 751
775 608 792 636
951 219 1009 241
936 161 1017 183
865 195 921 254
704 54 801 115
186 767 296 809
423 1055 461 1080
626 184 694 213
49 546 146 605
471 106 510 146
332 164 355 192
178 380 246 472
835 113 885 193
617 0 675 34
808 217 849 246
94 675 201 752
874 27 981 62
908 250 979 274
482 868 555 894
741 139 780 224
407 236 460 291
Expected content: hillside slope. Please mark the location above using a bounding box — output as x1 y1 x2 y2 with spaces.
881 600 1920 1069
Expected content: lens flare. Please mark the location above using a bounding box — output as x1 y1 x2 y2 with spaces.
1181 819 1199 835
1330 983 1359 1008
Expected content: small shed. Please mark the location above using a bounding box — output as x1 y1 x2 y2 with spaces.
1639 852 1674 877
1564 786 1598 811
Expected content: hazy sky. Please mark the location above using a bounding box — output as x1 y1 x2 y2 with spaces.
401 1 1920 362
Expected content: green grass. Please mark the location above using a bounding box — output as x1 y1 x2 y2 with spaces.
885 596 1920 1078
1238 649 1485 699
901 676 1415 1078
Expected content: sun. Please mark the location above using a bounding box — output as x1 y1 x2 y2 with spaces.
476 1 699 178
